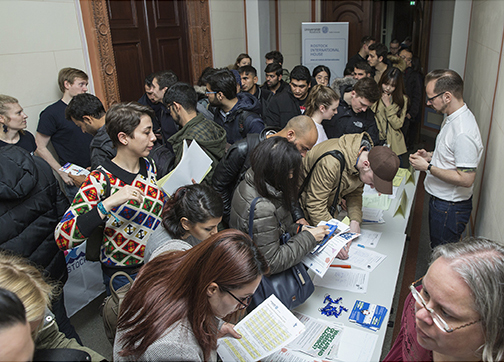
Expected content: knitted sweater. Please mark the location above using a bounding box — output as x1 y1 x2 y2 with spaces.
55 158 164 267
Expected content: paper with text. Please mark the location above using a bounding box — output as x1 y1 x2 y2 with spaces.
346 244 387 272
288 312 343 360
356 229 381 248
217 294 305 362
156 139 212 196
313 268 369 293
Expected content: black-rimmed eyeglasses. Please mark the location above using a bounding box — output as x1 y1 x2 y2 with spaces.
221 288 252 310
426 91 445 104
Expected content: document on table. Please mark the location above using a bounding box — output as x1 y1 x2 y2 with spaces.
336 325 378 362
363 184 398 199
263 326 378 362
157 139 212 196
217 294 305 362
362 208 384 223
356 229 381 248
346 244 387 272
313 268 370 293
289 312 343 359
362 193 392 210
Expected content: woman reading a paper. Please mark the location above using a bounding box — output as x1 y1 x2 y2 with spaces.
113 229 269 361
144 183 223 262
230 137 328 275
384 237 504 362
55 102 165 294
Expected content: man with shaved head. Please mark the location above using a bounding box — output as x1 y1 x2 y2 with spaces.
213 115 318 226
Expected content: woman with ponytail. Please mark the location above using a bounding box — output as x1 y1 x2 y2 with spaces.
144 183 223 262
304 84 340 145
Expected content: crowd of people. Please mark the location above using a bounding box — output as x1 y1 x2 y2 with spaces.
0 35 500 362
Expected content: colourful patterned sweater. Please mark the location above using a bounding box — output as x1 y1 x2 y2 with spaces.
55 158 165 267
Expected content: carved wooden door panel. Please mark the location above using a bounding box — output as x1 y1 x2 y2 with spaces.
107 0 191 102
321 0 381 61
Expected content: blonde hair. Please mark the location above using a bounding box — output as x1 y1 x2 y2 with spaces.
0 252 55 331
304 84 339 117
0 94 19 118
57 67 88 93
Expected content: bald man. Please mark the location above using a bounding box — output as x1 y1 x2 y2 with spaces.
212 115 318 226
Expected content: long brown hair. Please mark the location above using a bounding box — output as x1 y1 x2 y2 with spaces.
378 67 407 117
117 229 269 359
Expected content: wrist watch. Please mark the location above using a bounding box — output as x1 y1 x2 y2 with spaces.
427 163 432 172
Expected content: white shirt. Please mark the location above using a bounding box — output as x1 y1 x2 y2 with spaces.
425 104 483 202
313 120 328 146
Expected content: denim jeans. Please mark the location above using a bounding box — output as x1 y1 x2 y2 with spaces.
428 195 472 249
63 183 80 203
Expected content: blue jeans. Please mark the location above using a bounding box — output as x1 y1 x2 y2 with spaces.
102 270 137 296
428 195 472 249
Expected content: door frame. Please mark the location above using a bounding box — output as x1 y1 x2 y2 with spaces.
79 0 213 107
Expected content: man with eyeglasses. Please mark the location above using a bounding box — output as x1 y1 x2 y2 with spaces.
207 68 264 146
409 69 483 248
163 82 226 185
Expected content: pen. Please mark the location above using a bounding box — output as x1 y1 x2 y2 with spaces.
330 265 351 268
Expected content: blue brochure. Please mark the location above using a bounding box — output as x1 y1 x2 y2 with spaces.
348 300 388 331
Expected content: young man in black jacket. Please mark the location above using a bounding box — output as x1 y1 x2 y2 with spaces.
322 77 381 146
264 65 312 128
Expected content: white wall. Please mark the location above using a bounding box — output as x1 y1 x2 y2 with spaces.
464 0 504 241
427 0 455 72
0 0 91 135
209 0 247 68
278 0 311 71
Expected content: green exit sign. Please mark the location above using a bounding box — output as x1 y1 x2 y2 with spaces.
410 1 415 5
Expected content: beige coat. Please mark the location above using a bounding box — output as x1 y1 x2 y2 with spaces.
372 96 408 156
299 133 372 226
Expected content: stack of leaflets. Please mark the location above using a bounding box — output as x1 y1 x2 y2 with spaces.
348 300 388 331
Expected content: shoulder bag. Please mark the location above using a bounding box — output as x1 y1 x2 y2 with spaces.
246 197 314 311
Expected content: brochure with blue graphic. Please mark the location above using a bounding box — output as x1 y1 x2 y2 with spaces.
348 300 388 331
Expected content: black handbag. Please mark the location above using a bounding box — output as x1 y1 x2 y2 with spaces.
85 168 111 262
247 197 314 311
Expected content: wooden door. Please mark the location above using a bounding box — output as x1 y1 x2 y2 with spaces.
321 0 382 60
107 0 192 102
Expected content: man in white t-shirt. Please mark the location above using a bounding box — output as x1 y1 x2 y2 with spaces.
410 69 483 248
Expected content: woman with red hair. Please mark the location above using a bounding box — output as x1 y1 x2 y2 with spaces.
114 229 269 361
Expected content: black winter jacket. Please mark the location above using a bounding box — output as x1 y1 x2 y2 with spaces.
322 85 380 146
0 146 69 284
90 125 116 170
403 67 424 123
264 87 308 128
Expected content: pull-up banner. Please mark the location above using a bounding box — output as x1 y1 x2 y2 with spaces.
302 22 349 81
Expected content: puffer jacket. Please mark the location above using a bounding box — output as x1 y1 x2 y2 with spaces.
0 145 68 284
229 169 317 274
371 96 408 156
299 133 372 226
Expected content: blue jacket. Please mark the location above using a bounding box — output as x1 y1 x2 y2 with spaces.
212 92 264 144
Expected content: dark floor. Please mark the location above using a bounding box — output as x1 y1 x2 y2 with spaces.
71 137 436 362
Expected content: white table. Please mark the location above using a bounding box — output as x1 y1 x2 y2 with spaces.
295 171 419 362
